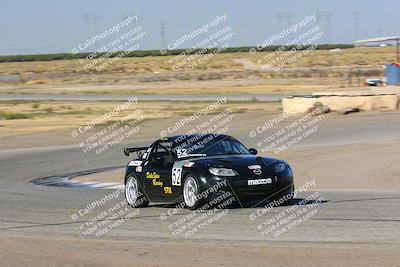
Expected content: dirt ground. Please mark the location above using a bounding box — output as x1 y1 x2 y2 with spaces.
1 234 399 267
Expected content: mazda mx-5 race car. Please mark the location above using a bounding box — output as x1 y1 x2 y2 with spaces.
124 134 294 210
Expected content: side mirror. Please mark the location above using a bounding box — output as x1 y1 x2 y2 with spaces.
154 155 165 164
249 148 258 155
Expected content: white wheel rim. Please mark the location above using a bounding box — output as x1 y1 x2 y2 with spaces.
184 177 198 207
126 177 138 206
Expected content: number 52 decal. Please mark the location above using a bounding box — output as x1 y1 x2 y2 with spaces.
172 167 182 186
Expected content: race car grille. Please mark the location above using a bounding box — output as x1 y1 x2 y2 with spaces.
231 178 288 196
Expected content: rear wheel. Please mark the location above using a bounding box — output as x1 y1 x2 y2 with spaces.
183 175 203 210
125 175 149 208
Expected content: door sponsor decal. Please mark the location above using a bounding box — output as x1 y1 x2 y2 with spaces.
164 187 172 194
146 172 163 187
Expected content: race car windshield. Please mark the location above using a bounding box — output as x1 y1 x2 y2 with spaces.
174 139 251 159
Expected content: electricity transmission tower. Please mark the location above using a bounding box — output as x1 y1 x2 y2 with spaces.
316 10 333 43
274 12 296 43
160 20 167 48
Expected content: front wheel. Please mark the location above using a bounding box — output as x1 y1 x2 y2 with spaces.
125 175 149 208
183 175 203 210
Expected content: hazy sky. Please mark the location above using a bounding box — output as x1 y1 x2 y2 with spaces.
1 0 398 55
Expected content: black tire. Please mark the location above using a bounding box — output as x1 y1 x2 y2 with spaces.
183 174 204 210
125 175 149 208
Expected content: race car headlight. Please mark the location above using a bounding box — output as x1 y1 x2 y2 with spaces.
274 162 287 173
209 167 238 176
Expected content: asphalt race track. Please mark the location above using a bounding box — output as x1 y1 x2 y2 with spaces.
1 113 400 249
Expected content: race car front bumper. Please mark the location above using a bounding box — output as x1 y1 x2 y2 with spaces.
201 172 294 202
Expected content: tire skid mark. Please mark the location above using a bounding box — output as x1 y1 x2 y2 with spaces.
30 166 124 190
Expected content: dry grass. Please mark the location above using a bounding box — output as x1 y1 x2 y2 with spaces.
0 100 280 138
0 47 393 96
0 81 345 96
0 47 395 76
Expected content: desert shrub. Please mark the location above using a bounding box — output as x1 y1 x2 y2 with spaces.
0 44 354 63
0 111 30 120
44 107 54 113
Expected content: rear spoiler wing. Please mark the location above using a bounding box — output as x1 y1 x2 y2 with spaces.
123 146 149 157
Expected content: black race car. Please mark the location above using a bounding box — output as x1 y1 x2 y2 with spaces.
124 134 294 210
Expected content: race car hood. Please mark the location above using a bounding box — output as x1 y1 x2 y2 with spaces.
189 154 285 177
